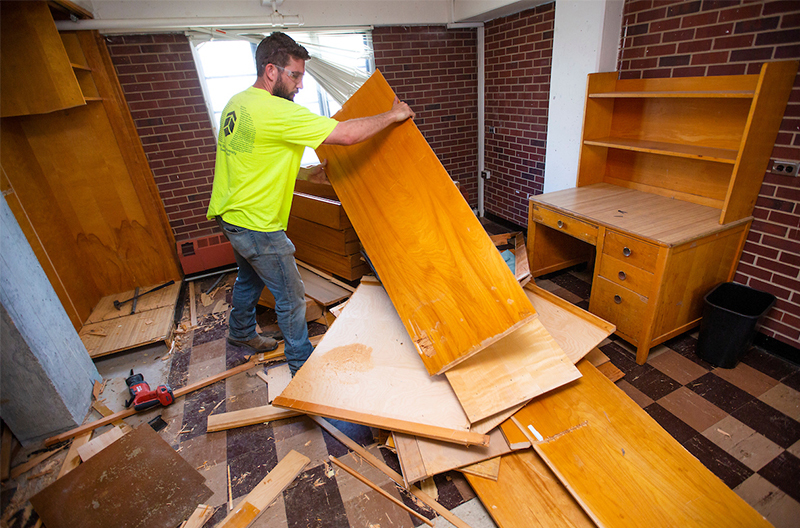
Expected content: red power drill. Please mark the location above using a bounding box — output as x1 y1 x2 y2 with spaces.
125 369 174 411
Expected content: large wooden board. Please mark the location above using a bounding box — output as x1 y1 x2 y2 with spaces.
317 70 536 375
512 361 771 528
465 450 594 528
31 425 212 528
84 281 181 324
273 282 485 446
444 318 580 423
79 305 175 358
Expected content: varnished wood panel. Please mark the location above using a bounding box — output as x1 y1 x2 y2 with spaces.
287 215 359 256
273 282 483 445
0 2 85 117
465 450 594 528
317 71 536 375
517 361 771 528
444 318 580 423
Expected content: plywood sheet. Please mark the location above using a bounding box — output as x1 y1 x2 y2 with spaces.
84 281 181 323
317 70 536 375
30 425 212 528
297 266 352 306
465 450 594 528
273 282 484 446
444 318 581 423
394 427 512 485
458 456 501 481
515 361 771 528
79 305 175 358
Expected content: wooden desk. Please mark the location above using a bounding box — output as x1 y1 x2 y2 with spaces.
528 184 750 364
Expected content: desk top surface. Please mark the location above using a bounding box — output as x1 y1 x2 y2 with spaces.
530 184 751 246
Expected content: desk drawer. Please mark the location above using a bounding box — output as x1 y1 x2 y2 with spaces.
590 276 648 342
598 254 654 297
603 231 659 271
532 205 598 245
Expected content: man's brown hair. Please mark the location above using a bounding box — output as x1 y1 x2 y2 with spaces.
255 32 310 77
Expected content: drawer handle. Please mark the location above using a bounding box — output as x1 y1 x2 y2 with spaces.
618 271 627 281
622 246 632 257
614 295 622 304
557 220 564 228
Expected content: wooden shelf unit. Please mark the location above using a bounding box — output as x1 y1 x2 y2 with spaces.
529 62 798 365
60 31 102 102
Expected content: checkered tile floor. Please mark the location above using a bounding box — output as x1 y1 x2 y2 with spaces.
537 266 800 528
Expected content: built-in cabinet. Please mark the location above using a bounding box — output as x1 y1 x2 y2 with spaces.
529 61 798 364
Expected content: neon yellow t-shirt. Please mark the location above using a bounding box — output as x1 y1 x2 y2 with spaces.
207 86 338 232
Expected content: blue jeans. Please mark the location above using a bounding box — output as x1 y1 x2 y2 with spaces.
217 218 313 374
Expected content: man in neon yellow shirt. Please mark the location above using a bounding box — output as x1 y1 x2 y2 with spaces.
208 32 414 375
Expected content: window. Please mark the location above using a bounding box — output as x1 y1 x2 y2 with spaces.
190 29 373 165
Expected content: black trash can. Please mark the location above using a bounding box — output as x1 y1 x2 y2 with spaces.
697 282 776 368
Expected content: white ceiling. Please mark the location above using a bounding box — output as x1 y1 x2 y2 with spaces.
67 0 550 30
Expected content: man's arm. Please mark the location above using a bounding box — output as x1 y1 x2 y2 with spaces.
322 97 414 146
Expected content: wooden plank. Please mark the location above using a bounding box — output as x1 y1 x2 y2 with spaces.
394 427 512 485
92 400 133 432
207 405 301 433
294 242 369 281
10 446 65 479
257 287 323 321
291 192 351 229
84 281 181 324
317 70 536 375
465 450 594 528
44 349 285 446
444 317 581 423
218 450 310 528
296 260 356 292
273 282 486 446
56 432 91 479
31 425 211 528
297 266 352 306
515 361 772 528
584 347 610 367
189 281 198 327
287 215 359 256
458 456 501 481
183 504 214 528
80 305 175 358
329 455 434 526
77 426 125 462
0 423 12 480
310 416 476 528
265 363 292 403
596 361 624 382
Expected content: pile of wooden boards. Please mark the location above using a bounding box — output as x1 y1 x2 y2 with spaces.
285 180 369 281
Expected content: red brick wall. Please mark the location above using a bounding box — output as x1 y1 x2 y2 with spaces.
106 34 219 242
620 0 800 348
483 3 555 227
373 26 479 207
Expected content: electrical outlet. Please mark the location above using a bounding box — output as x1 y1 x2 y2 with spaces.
772 160 799 176
480 170 491 180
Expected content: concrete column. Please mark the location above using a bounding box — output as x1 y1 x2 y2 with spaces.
0 195 100 446
543 0 624 193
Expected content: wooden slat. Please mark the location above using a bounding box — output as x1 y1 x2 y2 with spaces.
297 267 352 306
515 361 771 528
296 260 356 292
44 349 285 446
287 215 359 256
57 432 91 479
317 70 536 375
310 416 476 528
291 192 351 229
217 450 310 528
10 446 65 479
444 318 581 423
273 282 485 446
330 455 434 526
207 405 301 433
183 504 214 528
293 242 369 281
465 450 594 528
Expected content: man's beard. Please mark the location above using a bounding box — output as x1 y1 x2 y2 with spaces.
273 76 296 101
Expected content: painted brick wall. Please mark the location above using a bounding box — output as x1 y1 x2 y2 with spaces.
483 2 555 227
106 34 219 242
620 0 800 349
373 26 479 207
